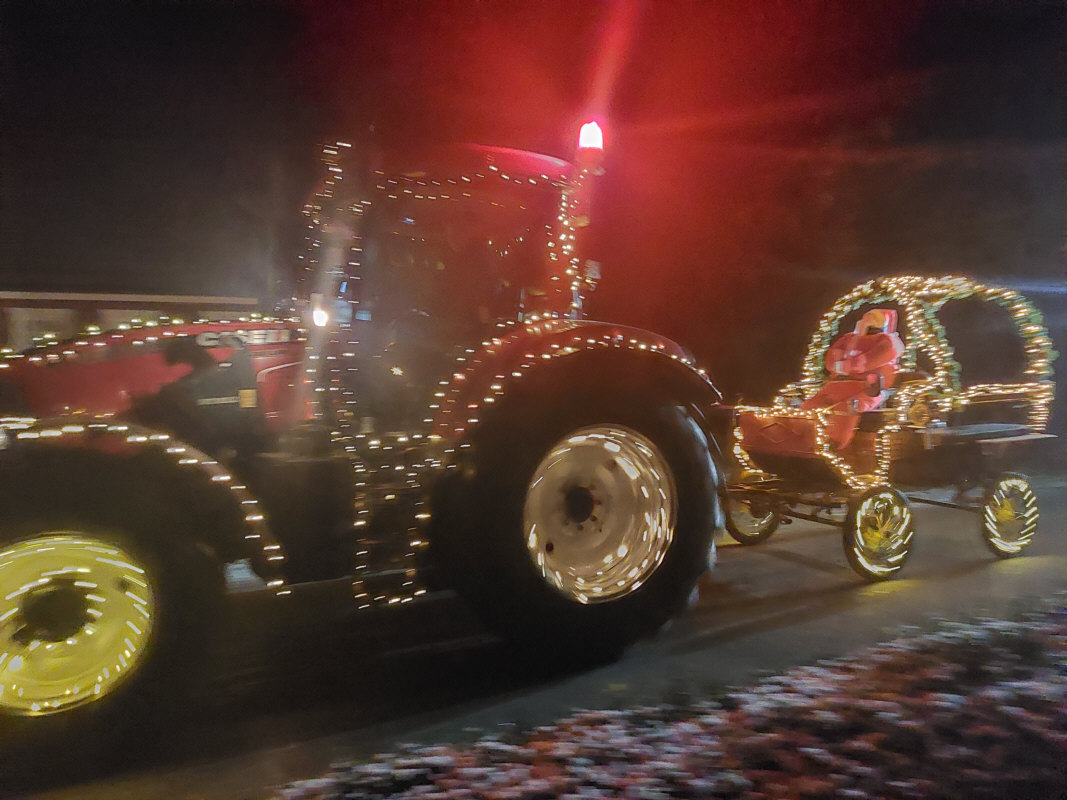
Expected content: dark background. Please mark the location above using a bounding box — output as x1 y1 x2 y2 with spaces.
1 0 1063 410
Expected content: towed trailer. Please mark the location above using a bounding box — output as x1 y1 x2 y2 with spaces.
721 275 1056 580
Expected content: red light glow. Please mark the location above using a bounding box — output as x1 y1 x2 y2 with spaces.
578 121 604 151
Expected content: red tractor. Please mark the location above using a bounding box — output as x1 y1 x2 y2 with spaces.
0 125 726 753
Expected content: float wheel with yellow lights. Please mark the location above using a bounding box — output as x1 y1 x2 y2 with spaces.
842 487 915 581
0 494 223 763
724 494 780 545
437 389 718 663
980 472 1039 558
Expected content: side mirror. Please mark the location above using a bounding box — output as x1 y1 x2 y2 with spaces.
343 275 364 306
582 260 601 293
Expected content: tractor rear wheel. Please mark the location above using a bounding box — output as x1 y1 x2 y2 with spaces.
437 390 719 664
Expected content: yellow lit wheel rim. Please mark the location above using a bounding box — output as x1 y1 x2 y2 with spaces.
728 500 776 535
847 489 914 579
0 534 156 716
725 496 779 544
523 425 676 604
982 475 1038 556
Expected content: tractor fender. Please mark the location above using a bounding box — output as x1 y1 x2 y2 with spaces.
431 319 727 503
0 419 289 595
425 323 728 591
434 318 723 442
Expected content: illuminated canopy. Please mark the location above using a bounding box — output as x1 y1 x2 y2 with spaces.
735 275 1058 489
796 275 1055 395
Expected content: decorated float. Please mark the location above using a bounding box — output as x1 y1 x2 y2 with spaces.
724 274 1057 580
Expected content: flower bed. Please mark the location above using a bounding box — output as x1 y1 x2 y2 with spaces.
279 602 1067 800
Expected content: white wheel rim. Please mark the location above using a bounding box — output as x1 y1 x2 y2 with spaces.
983 477 1037 554
850 491 913 577
523 425 677 604
0 534 156 716
728 498 775 537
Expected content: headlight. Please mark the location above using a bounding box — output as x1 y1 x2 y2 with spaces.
0 417 36 449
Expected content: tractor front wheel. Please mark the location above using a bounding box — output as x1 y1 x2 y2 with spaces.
0 497 222 767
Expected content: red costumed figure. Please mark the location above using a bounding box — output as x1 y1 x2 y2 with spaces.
740 308 904 455
802 308 904 414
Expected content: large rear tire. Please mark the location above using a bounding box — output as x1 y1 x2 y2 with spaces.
0 493 223 771
435 390 719 663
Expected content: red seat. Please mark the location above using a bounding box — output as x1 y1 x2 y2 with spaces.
739 309 903 456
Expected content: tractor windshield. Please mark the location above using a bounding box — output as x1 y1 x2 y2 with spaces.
354 175 560 338
307 143 573 343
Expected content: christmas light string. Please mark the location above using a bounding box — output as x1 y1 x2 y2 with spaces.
735 275 1056 489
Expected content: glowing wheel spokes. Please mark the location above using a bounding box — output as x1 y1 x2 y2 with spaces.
523 425 677 604
845 488 914 580
982 475 1038 557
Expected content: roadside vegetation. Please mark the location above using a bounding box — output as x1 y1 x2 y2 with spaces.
280 597 1066 800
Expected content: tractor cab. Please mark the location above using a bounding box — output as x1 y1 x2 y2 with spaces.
299 135 604 433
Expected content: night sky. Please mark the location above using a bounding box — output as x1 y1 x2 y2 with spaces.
1 0 1064 402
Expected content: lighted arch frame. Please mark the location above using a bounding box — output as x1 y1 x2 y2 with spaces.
782 275 1055 432
735 275 1056 490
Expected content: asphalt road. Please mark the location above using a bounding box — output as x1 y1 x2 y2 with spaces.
14 475 1067 800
